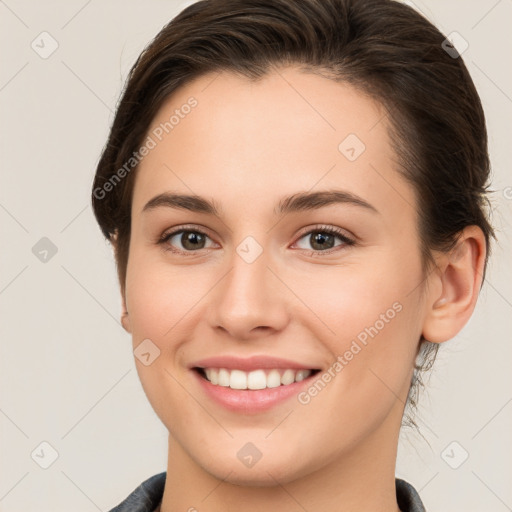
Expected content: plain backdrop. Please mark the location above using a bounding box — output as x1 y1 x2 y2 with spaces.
1 1 511 511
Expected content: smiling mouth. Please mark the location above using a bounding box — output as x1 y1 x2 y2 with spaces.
193 367 321 390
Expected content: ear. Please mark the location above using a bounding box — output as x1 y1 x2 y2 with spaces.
422 226 487 343
111 232 132 334
120 295 131 333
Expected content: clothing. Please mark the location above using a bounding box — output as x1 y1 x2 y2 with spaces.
108 471 426 512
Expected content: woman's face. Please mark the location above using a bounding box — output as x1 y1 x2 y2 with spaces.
123 67 431 484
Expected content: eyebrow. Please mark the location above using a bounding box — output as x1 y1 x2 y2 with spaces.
142 190 379 216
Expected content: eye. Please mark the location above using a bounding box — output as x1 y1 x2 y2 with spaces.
158 224 355 256
292 225 355 254
158 226 216 254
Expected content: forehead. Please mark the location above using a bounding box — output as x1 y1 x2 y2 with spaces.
132 67 415 222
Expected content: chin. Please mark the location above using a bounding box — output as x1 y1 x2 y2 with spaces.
215 466 297 488
199 452 316 487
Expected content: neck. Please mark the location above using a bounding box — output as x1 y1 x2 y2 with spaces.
159 404 404 512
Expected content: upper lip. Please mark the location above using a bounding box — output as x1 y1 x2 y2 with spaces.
189 355 320 372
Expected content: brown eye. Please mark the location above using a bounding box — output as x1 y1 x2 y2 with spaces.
178 231 207 250
160 228 216 254
293 226 355 253
308 232 337 251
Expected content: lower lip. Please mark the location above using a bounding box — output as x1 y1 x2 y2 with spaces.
193 370 317 413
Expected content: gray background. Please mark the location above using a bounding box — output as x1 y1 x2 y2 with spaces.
1 0 511 510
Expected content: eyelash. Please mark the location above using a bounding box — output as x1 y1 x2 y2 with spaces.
157 224 355 257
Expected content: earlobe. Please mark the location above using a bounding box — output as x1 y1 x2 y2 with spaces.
422 226 486 344
120 290 132 333
121 308 131 333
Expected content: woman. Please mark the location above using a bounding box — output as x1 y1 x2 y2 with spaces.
92 0 494 510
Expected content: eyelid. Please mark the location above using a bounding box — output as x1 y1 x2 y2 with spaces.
294 224 354 243
159 223 214 241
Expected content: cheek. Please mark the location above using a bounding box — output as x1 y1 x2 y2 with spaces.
297 249 420 342
125 250 205 340
293 285 421 457
124 252 199 426
299 249 423 402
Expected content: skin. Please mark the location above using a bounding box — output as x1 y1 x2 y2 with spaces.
117 67 486 512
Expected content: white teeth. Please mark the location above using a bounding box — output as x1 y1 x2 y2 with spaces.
247 370 267 390
229 370 247 390
218 368 230 387
200 368 313 390
209 368 219 385
281 369 295 385
267 369 281 388
295 370 310 382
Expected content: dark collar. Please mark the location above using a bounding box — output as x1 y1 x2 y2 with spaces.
109 472 426 512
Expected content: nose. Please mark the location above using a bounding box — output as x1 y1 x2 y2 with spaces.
207 246 290 341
